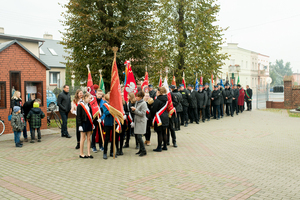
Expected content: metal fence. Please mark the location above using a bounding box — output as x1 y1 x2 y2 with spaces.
255 85 284 110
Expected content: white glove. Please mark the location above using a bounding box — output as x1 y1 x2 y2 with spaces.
93 125 95 130
79 126 83 132
130 122 134 128
97 119 102 123
72 110 76 115
123 115 127 120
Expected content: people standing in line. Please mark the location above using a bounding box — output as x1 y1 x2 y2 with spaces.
126 93 138 149
196 85 207 123
91 89 105 153
178 84 190 127
151 87 169 152
71 89 83 149
224 84 234 117
144 93 153 146
11 106 25 147
11 91 28 142
77 93 95 159
102 93 119 159
57 85 72 138
237 84 245 113
218 84 225 118
27 102 45 143
204 83 212 121
167 86 178 147
131 91 147 157
211 85 221 120
245 85 253 111
171 86 183 131
232 84 240 115
187 84 198 124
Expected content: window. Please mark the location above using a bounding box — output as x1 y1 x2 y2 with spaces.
49 72 60 86
0 82 6 108
25 82 43 106
39 48 45 55
48 48 58 56
10 71 21 98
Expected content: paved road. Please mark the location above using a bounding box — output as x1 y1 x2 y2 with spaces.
0 109 299 200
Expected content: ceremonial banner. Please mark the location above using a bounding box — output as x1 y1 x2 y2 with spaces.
141 71 149 93
171 75 176 86
211 73 214 86
124 61 137 102
86 66 100 119
182 72 186 88
99 73 105 94
159 75 162 87
200 76 203 86
195 78 199 91
220 79 224 88
237 75 240 85
163 77 175 117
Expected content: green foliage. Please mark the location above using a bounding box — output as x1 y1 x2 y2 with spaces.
269 60 293 86
60 0 157 88
52 87 62 98
65 65 72 87
151 0 228 85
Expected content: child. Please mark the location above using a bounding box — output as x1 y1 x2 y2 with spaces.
11 106 26 147
27 102 45 143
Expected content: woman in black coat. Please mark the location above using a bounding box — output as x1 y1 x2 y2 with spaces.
151 87 169 152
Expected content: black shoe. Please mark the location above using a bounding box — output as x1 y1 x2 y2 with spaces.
139 152 147 157
153 148 162 152
110 152 117 158
123 143 129 148
231 115 234 117
37 139 41 142
236 113 238 115
221 116 224 118
79 155 88 158
65 134 72 138
88 155 93 159
184 124 188 127
202 120 205 123
119 150 124 156
213 117 216 119
162 147 168 151
207 118 210 121
135 145 139 149
16 143 22 147
175 128 179 131
136 151 141 155
181 123 184 126
30 140 35 143
173 142 177 148
167 143 170 146
75 143 80 149
103 154 107 159
196 121 199 124
61 135 66 137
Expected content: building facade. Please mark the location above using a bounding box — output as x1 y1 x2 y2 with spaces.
219 43 270 91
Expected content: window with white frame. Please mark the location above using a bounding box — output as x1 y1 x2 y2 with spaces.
50 72 60 86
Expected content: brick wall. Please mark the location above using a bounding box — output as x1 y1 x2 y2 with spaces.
283 76 300 109
292 85 300 109
266 101 284 109
0 44 47 134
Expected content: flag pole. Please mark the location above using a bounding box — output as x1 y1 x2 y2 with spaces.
112 47 118 159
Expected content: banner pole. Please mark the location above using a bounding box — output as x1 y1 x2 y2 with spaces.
113 118 116 159
97 115 104 147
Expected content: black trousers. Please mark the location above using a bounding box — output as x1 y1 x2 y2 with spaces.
247 100 252 110
156 126 168 149
232 100 238 114
145 120 151 141
197 107 206 122
205 105 211 119
91 123 103 148
59 111 69 136
176 112 181 129
213 105 220 119
31 128 41 140
182 106 189 124
136 134 146 153
167 115 176 144
119 124 127 152
103 126 118 154
188 106 198 123
226 103 233 116
76 119 80 143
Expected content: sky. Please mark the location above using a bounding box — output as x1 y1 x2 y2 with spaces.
1 0 300 72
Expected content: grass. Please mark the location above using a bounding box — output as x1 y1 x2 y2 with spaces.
261 108 300 118
48 118 76 129
287 110 300 118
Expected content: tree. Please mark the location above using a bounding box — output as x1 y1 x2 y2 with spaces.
269 59 293 86
60 0 157 89
151 0 228 85
65 65 72 87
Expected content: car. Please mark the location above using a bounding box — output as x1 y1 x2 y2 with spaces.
46 90 57 108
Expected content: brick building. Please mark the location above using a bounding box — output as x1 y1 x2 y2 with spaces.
0 40 50 134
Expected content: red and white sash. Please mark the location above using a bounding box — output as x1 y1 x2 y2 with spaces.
79 102 94 129
152 102 168 126
146 108 150 115
103 103 121 133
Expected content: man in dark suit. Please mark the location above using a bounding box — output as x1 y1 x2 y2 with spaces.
179 84 190 127
187 84 198 124
204 83 212 121
195 85 207 123
232 84 240 115
245 85 253 111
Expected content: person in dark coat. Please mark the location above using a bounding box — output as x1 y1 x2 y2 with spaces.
245 85 253 111
149 85 157 99
187 84 198 124
224 84 234 117
167 87 178 147
196 85 207 123
237 84 245 113
204 83 212 121
91 90 104 153
144 93 154 146
57 85 72 138
232 84 240 115
211 85 221 120
218 84 225 118
27 102 45 143
171 86 183 130
151 87 169 152
23 98 41 141
178 84 190 127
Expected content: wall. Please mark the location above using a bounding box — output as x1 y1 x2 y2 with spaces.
0 44 47 134
46 67 66 90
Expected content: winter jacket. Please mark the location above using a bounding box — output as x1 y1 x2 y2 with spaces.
171 92 179 108
11 112 25 132
23 100 34 119
219 87 225 105
57 91 71 113
224 88 234 104
151 95 169 128
27 108 45 129
133 99 147 134
11 98 23 114
180 89 190 107
196 90 208 108
238 89 245 106
204 88 212 106
233 89 240 101
245 88 253 101
172 89 183 112
211 90 221 106
188 89 197 108
101 102 114 127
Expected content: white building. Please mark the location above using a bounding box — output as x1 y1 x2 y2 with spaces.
219 43 269 91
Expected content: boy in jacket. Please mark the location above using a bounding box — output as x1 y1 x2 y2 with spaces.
27 102 45 143
11 106 26 147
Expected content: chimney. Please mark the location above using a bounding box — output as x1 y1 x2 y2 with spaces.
0 27 4 34
43 33 53 40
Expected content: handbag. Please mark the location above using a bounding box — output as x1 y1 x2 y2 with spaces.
8 114 12 121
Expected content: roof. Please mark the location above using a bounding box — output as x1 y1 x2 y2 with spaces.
0 40 50 70
39 38 69 68
0 33 44 43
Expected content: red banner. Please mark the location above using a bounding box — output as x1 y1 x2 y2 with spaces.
141 71 149 93
200 76 203 85
124 61 137 102
87 71 100 119
172 75 176 86
159 76 162 87
163 77 175 117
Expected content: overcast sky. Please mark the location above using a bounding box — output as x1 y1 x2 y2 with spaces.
1 0 300 72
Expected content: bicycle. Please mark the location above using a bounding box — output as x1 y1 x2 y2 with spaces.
47 104 62 129
0 116 5 136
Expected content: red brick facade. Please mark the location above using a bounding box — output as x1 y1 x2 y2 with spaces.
0 43 47 134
